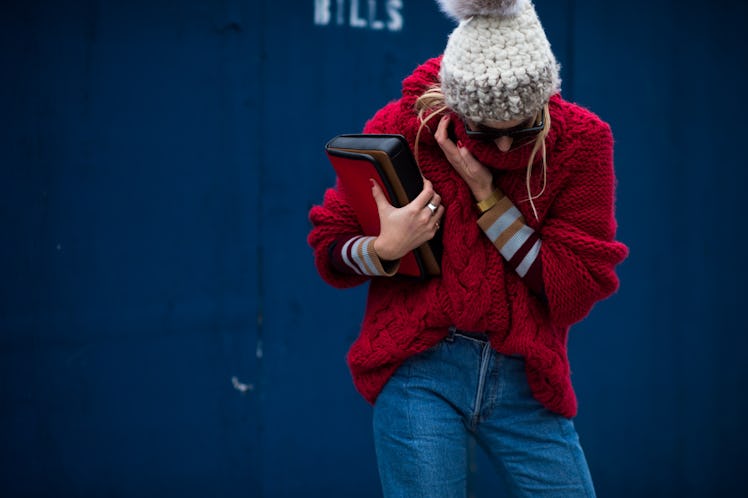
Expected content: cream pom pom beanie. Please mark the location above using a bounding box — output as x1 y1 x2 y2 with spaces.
436 0 561 123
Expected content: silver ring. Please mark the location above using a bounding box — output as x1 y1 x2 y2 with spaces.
427 202 437 215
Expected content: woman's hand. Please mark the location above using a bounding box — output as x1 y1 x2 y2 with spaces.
370 178 444 261
435 115 494 201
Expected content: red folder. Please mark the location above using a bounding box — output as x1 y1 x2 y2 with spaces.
325 134 442 278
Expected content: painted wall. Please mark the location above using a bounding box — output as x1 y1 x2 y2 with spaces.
2 0 747 496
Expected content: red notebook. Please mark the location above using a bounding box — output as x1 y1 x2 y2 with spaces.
325 134 442 278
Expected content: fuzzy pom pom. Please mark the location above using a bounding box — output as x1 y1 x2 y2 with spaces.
435 0 528 21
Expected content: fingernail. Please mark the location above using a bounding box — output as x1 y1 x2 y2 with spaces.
457 140 463 148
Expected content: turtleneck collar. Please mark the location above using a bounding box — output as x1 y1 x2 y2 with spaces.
446 97 563 171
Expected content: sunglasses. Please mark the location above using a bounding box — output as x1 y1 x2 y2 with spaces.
464 112 545 143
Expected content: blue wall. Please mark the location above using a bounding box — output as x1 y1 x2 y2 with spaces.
2 0 747 496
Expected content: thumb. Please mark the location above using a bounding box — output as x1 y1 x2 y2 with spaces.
370 179 391 210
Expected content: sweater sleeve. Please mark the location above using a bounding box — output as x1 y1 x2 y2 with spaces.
477 193 544 296
308 182 371 289
329 235 400 276
538 120 629 327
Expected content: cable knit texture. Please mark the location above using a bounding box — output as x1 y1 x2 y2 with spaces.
308 57 628 418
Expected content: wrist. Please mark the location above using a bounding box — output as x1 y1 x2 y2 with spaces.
373 237 398 262
474 187 495 203
475 189 503 214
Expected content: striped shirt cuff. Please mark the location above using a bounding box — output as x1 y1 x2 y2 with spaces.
329 236 400 277
477 194 545 295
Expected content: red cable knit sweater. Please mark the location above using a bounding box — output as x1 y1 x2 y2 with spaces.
308 57 628 418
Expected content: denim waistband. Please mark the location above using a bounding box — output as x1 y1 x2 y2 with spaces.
446 326 490 343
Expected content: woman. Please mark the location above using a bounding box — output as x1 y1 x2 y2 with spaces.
308 1 628 496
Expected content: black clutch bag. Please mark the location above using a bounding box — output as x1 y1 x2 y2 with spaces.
325 134 442 278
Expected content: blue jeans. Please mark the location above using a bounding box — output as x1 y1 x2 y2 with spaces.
373 328 596 498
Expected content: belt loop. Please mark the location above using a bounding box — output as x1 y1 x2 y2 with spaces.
446 326 457 342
